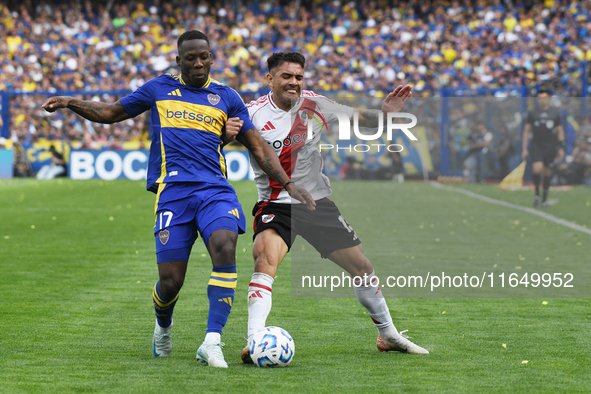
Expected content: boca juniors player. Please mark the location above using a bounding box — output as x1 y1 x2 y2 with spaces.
42 32 314 368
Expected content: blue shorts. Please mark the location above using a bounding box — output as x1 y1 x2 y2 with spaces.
154 182 246 263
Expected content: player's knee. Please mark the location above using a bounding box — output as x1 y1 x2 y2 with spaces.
208 233 237 264
349 256 373 277
160 275 184 296
360 258 374 275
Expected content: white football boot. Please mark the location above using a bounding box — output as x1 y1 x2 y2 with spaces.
153 319 172 357
376 330 429 354
196 342 229 368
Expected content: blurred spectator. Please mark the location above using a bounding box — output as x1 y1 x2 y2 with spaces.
36 145 66 180
12 139 32 177
494 126 514 179
389 150 405 183
341 156 362 180
0 0 590 178
464 122 493 183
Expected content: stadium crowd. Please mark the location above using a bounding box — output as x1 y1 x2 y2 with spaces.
1 0 591 182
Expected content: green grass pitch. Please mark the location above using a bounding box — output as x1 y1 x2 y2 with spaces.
1 179 589 392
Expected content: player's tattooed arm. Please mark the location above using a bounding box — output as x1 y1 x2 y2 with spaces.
237 127 289 183
42 97 131 124
237 127 316 210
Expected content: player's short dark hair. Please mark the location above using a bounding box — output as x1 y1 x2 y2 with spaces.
537 87 552 96
267 52 306 73
177 30 210 50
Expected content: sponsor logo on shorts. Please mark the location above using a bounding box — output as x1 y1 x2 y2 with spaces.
262 214 275 223
208 94 221 105
159 229 170 245
228 209 240 218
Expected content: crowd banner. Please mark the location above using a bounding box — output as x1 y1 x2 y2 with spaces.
68 149 255 181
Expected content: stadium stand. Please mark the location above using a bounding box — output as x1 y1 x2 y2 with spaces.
1 0 590 183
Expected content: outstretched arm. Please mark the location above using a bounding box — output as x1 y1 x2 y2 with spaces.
237 127 316 210
42 97 131 124
356 84 413 127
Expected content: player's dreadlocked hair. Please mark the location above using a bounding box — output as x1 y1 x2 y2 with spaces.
177 30 210 50
267 52 306 73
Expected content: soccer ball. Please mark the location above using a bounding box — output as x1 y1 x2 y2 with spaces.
250 326 295 367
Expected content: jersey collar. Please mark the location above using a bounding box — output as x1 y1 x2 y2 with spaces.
269 91 303 113
179 74 212 88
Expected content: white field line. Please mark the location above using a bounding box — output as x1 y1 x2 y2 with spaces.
430 182 591 236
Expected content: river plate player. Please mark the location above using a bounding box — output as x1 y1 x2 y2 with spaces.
233 52 429 362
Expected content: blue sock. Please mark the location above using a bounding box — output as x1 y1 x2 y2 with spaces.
206 264 237 334
153 281 178 328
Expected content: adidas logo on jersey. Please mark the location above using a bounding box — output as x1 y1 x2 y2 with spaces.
218 297 232 306
167 89 182 96
260 121 275 132
228 209 240 218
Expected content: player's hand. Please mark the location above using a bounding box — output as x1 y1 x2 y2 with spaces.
42 96 72 113
286 183 316 211
223 117 243 145
381 85 413 113
557 147 565 161
521 149 529 161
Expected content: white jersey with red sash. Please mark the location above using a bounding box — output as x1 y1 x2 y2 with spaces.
247 90 354 203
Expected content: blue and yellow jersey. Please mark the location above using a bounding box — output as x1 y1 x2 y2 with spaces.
120 74 254 193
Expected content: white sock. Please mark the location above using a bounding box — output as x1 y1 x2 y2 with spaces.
353 271 399 340
247 272 274 341
204 332 221 344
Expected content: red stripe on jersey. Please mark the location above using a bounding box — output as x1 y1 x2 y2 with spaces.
261 121 275 131
268 112 309 199
302 90 335 104
268 93 277 109
249 282 272 293
247 94 268 108
268 99 326 200
251 101 270 119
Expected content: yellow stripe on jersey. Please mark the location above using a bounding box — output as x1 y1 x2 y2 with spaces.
218 143 226 176
154 183 166 217
156 100 227 137
156 131 167 184
177 75 186 85
208 278 237 289
211 272 238 279
202 76 212 88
